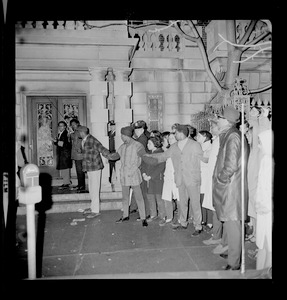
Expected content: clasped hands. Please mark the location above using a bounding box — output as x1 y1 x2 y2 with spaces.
142 173 151 181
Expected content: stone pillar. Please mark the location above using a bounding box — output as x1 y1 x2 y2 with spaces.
112 68 133 190
88 67 110 191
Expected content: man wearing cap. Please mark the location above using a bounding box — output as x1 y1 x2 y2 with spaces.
133 120 151 149
115 125 150 227
78 126 119 218
143 124 204 236
212 105 248 270
129 120 150 216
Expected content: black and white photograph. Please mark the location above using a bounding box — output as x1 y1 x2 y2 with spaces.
1 1 276 282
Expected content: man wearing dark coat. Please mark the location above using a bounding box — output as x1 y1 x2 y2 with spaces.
53 121 72 189
212 106 249 271
129 120 150 216
69 118 86 192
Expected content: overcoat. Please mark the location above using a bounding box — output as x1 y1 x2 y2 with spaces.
134 132 149 152
212 126 249 222
70 129 83 161
142 147 165 194
153 138 203 188
117 139 145 186
55 129 72 170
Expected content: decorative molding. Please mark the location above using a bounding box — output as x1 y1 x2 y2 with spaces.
147 94 164 131
112 68 132 81
88 67 109 81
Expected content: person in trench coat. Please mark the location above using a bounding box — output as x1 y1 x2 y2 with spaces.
53 121 72 189
212 106 249 271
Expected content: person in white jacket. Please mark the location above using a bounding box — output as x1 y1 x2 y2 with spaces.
196 130 213 231
255 129 273 270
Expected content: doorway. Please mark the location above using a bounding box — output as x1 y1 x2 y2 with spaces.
27 95 86 178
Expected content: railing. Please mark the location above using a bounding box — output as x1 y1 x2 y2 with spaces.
16 21 189 54
128 25 184 53
15 21 86 30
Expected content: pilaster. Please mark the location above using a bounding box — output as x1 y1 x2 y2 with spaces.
88 67 110 190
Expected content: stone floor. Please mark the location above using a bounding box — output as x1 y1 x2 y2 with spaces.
14 209 265 279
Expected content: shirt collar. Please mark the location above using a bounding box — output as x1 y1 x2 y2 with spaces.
177 137 188 150
82 134 89 143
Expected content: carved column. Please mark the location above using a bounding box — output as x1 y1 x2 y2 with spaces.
88 67 110 190
105 67 115 122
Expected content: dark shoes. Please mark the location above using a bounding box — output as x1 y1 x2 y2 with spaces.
220 253 228 259
76 186 87 193
191 229 202 237
82 208 92 215
116 216 129 223
86 212 101 219
58 184 70 190
223 264 240 271
203 225 213 233
129 209 138 214
142 219 148 227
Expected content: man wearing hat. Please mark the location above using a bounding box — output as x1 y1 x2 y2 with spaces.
133 120 150 148
212 105 249 270
77 126 119 218
143 124 204 236
115 125 149 227
129 120 150 216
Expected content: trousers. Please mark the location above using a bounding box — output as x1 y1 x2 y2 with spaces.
61 168 71 185
129 180 150 216
122 185 146 220
87 169 101 213
147 193 166 219
224 220 242 268
178 184 202 229
74 159 85 188
200 194 213 224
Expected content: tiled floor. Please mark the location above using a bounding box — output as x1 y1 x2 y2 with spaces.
15 210 259 279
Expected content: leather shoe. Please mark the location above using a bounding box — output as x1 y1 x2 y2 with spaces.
86 212 101 219
82 208 92 215
213 244 229 254
58 184 70 190
115 216 129 223
142 219 148 227
220 253 228 259
191 229 202 237
202 237 221 245
77 188 87 193
129 209 138 214
223 264 240 271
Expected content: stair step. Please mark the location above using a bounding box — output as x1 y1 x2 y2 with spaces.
17 191 123 215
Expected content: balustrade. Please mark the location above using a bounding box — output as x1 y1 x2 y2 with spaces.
128 25 183 53
15 20 87 30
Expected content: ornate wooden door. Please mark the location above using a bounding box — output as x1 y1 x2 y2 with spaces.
27 96 86 178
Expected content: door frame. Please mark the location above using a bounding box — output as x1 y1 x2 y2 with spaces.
24 92 87 177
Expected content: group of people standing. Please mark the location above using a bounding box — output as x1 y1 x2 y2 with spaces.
52 119 119 219
48 104 273 272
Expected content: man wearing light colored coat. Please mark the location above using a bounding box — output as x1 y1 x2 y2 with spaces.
144 124 204 236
